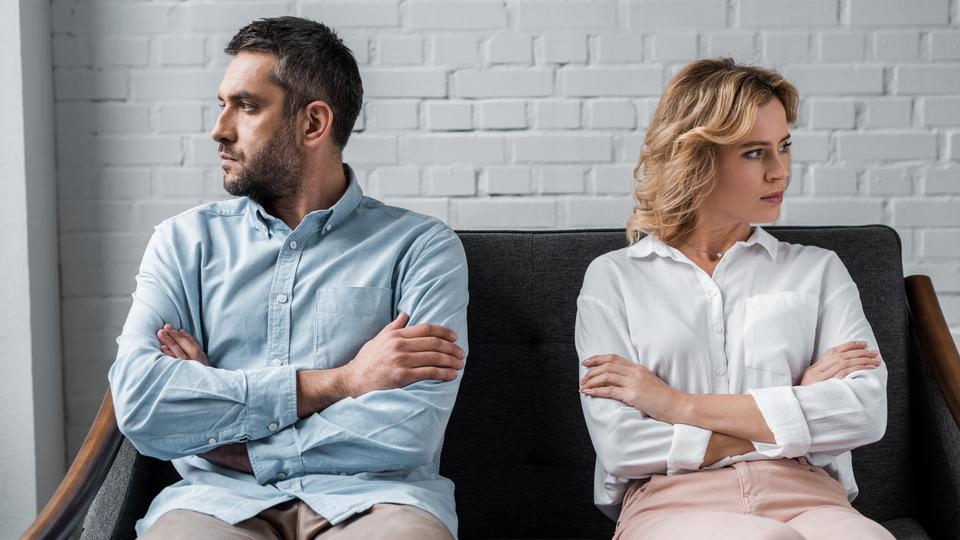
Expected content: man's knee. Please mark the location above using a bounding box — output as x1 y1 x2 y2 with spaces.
141 509 273 540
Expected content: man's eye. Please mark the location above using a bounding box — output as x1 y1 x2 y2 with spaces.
240 102 256 111
217 101 225 109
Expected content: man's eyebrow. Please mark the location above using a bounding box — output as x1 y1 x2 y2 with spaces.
739 134 792 147
218 91 262 102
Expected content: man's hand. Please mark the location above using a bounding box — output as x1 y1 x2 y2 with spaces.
800 341 880 386
579 354 685 423
156 324 252 473
297 312 465 418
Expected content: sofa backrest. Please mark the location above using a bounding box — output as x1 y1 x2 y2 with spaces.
442 226 913 538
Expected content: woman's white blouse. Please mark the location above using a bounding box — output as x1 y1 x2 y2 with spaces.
576 227 887 519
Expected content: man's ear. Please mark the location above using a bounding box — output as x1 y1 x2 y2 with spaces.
301 100 334 149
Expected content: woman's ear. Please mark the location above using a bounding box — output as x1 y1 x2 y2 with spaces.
302 100 334 148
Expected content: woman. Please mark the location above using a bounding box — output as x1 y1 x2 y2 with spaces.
576 58 892 539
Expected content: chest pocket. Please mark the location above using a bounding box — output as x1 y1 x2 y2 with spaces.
742 291 819 386
314 287 393 369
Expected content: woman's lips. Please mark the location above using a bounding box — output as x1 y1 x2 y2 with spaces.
761 192 783 204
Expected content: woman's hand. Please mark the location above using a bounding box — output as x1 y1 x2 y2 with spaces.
580 354 685 423
156 323 209 365
800 341 880 386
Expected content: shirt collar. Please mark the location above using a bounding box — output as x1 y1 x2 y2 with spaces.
627 226 779 261
244 164 364 238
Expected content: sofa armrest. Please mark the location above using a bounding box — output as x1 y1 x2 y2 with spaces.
905 275 960 430
22 391 123 540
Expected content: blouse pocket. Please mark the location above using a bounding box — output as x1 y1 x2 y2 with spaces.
314 287 393 369
742 291 819 386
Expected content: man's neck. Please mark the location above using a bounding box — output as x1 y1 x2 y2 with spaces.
266 161 348 231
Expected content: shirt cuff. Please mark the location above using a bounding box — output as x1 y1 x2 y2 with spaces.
666 423 712 474
244 365 299 441
247 426 304 485
747 386 811 458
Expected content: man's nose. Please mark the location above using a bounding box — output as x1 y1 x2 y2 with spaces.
210 110 235 143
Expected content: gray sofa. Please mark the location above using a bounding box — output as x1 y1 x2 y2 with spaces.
24 226 960 539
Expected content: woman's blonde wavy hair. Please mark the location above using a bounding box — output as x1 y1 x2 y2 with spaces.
627 57 799 245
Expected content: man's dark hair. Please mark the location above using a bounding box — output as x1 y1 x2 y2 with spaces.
226 16 363 150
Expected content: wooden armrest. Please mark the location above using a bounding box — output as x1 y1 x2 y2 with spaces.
906 275 960 431
22 390 123 540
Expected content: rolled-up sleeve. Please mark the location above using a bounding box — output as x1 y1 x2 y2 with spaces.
109 227 299 461
577 259 712 479
748 253 887 458
246 225 469 484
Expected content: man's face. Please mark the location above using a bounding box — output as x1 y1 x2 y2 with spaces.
211 51 303 205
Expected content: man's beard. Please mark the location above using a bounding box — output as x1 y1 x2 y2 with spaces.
223 120 304 207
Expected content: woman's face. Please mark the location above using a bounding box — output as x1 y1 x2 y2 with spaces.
700 98 791 227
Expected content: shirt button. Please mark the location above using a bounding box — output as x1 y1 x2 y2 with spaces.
339 472 348 476
325 224 332 231
713 324 723 333
207 437 216 444
276 472 287 480
715 368 725 377
289 240 298 249
270 358 282 367
268 422 278 432
276 294 288 304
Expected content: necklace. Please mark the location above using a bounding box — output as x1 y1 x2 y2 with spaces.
684 243 725 259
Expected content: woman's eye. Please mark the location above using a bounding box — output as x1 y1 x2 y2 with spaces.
780 141 792 153
744 149 763 159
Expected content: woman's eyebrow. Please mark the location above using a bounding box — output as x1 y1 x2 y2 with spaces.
738 134 791 147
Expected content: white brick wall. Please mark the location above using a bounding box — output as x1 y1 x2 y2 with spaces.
51 0 960 457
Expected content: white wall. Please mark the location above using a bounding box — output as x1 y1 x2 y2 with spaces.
1 0 64 534
49 0 960 458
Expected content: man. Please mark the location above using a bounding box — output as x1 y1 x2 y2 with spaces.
108 16 468 539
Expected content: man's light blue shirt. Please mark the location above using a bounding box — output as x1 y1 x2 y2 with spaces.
108 166 469 537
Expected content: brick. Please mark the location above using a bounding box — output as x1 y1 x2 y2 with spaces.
782 200 884 225
629 0 727 28
707 33 757 60
923 166 960 194
382 198 450 223
893 65 960 94
810 166 859 195
619 133 646 162
362 69 447 98
560 67 662 97
586 100 637 129
565 197 634 227
453 199 556 228
187 135 219 166
367 100 419 130
342 34 370 64
402 135 505 164
541 33 588 64
808 99 855 129
762 32 811 64
873 31 920 61
903 262 960 292
486 35 533 65
132 70 222 100
738 0 838 27
922 230 960 257
591 165 635 194
595 35 645 64
930 31 960 60
452 70 553 98
342 135 398 165
866 168 912 196
369 167 421 196
849 0 949 26
475 101 527 130
783 66 883 95
893 201 960 226
377 37 423 65
73 3 177 34
431 36 478 66
651 33 699 62
95 37 149 67
837 133 937 160
55 68 128 100
790 131 831 162
423 166 477 196
482 167 532 195
96 136 183 165
183 3 296 32
923 98 960 127
157 169 206 198
159 37 205 66
300 2 400 27
818 32 866 62
534 100 581 129
137 201 201 230
156 103 203 133
93 104 150 134
53 35 90 67
425 101 473 131
59 201 135 233
863 98 913 128
410 1 507 29
99 168 153 200
951 132 960 160
537 167 585 193
514 134 612 163
516 1 616 29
